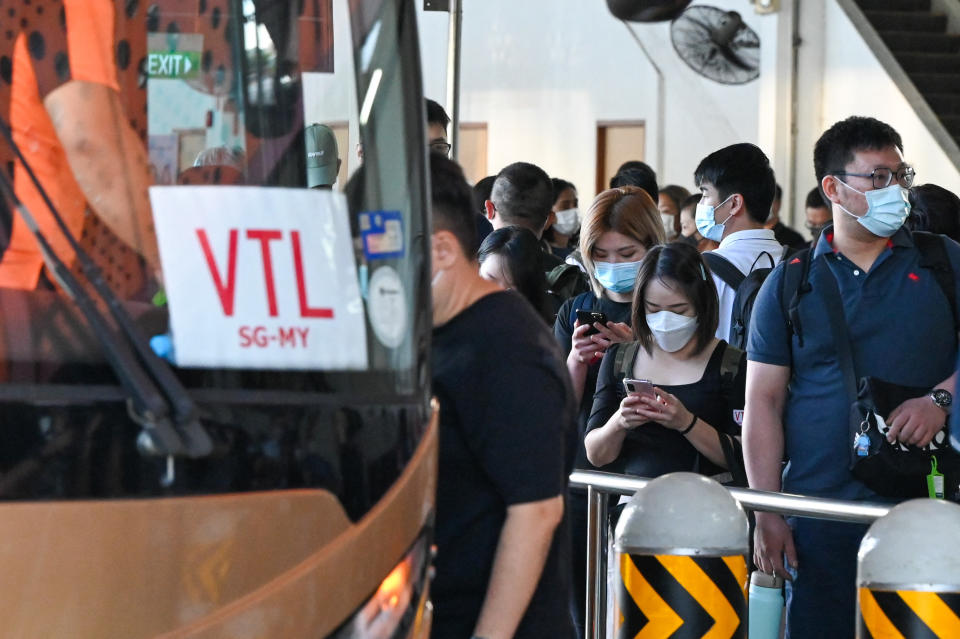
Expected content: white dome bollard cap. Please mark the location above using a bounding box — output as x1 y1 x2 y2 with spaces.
614 472 748 556
859 499 960 590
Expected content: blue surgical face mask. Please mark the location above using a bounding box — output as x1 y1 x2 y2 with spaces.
835 180 910 238
695 194 735 242
594 260 642 294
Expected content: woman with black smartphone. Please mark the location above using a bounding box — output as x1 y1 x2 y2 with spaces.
584 242 745 481
553 185 663 637
555 186 665 408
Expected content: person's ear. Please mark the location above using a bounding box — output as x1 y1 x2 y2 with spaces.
484 200 496 221
728 193 745 217
431 230 459 271
821 175 842 206
546 211 557 229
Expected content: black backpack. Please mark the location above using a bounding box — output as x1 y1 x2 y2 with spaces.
612 340 748 486
547 262 590 303
704 246 793 350
779 231 958 347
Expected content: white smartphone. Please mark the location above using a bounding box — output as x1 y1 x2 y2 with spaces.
623 378 655 398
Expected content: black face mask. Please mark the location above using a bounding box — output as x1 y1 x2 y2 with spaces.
808 224 828 245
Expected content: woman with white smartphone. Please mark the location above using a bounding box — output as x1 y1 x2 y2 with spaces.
553 185 664 637
584 242 746 480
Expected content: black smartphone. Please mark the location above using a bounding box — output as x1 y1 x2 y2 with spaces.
576 309 609 336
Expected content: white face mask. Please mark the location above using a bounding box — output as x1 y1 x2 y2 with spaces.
553 208 580 235
661 214 675 236
646 310 698 352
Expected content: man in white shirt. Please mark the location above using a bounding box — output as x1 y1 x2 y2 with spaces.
693 143 785 341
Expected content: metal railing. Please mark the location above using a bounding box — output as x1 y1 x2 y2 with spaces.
570 470 892 639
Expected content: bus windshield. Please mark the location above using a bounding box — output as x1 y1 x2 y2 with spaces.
0 0 431 514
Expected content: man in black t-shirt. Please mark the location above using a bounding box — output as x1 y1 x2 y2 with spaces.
429 155 576 639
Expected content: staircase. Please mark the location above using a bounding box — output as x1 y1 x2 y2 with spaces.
856 0 960 145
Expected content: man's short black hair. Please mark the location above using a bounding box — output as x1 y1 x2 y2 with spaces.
908 183 960 242
694 143 776 224
431 155 478 258
813 116 903 186
490 162 554 232
805 186 828 210
615 160 652 175
610 161 659 201
473 175 497 214
426 98 450 129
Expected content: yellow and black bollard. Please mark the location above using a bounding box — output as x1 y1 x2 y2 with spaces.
858 499 960 638
613 472 749 638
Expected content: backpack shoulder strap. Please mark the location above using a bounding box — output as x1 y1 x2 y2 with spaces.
780 247 813 348
717 431 747 487
568 291 595 328
703 252 745 289
717 342 748 487
614 341 641 381
914 231 959 335
719 341 743 385
748 250 776 273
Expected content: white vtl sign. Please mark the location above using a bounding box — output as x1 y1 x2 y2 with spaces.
150 186 368 370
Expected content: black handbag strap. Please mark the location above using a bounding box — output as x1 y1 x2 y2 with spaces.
815 255 860 404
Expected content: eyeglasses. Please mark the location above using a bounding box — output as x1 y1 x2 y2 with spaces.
429 141 452 155
831 165 915 189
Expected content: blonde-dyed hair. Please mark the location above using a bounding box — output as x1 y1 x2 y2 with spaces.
580 186 665 296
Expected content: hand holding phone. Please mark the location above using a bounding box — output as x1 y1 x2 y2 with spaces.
623 378 655 399
576 309 609 336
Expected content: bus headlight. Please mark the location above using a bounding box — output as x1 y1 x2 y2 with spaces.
331 534 431 639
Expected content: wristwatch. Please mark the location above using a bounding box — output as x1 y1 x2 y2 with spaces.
930 388 953 412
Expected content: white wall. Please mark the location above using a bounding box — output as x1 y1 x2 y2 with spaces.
816 2 960 192
779 1 960 222
417 0 765 202
300 0 960 226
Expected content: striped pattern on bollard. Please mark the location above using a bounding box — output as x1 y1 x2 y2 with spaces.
615 553 747 638
858 588 960 638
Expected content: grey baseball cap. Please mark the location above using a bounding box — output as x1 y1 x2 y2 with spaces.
305 123 340 188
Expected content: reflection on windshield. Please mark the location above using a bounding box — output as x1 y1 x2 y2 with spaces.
0 0 433 512
0 0 427 387
147 20 246 186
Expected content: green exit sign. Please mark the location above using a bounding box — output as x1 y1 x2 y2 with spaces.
147 50 201 79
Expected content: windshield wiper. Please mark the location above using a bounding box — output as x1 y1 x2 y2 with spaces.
0 115 212 458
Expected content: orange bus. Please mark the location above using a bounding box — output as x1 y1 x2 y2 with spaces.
0 1 435 636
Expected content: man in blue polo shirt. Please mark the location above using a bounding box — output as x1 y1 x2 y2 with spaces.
744 116 960 638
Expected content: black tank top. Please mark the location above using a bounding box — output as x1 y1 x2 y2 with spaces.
586 340 745 478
